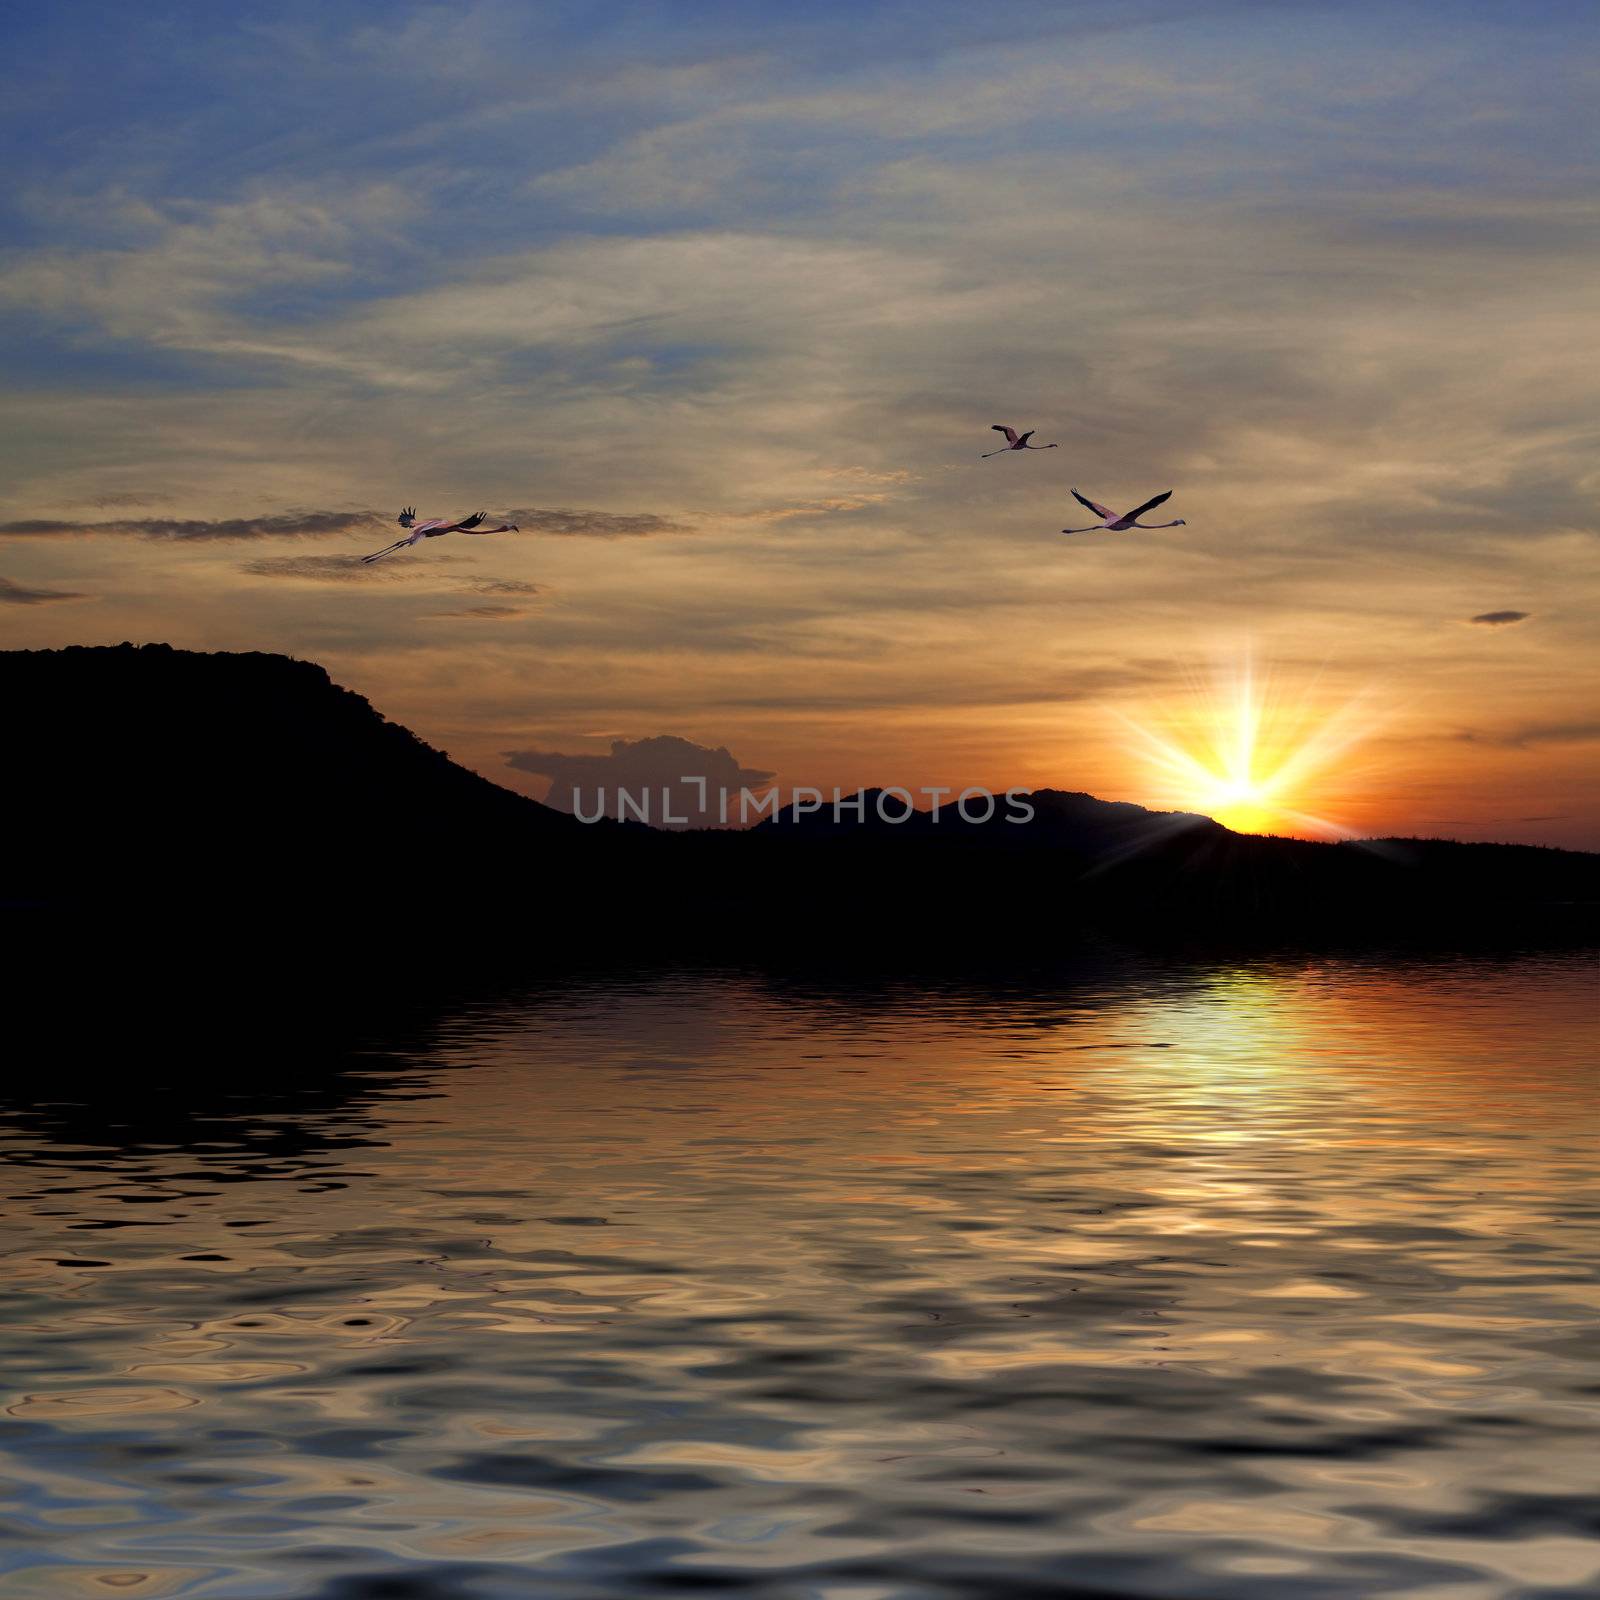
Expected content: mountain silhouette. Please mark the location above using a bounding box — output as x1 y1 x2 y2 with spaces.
3 644 1595 944
2 643 641 916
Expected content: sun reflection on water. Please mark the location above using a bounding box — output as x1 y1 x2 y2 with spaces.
2 958 1597 1596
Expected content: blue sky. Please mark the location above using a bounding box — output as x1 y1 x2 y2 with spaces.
3 1 1597 843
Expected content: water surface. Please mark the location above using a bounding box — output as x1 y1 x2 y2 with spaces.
3 952 1598 1598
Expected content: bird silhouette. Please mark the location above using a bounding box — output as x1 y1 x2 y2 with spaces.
1061 490 1186 533
982 425 1058 457
361 507 520 563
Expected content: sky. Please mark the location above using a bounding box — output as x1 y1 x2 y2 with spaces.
2 0 1597 846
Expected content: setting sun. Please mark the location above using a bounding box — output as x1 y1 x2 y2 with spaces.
1116 654 1374 837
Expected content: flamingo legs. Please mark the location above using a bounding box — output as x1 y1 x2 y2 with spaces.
361 537 414 563
1060 519 1186 535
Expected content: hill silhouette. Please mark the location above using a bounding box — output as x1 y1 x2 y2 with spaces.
2 643 643 916
3 644 1595 945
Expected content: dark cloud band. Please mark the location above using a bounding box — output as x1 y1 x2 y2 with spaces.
0 575 90 606
5 508 685 542
424 604 531 621
1 512 382 541
241 554 415 581
506 508 690 538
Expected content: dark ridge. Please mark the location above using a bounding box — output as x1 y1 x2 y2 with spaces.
2 644 1595 952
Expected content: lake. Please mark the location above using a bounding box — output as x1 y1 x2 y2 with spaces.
3 949 1598 1598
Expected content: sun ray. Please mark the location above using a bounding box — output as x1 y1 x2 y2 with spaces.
1114 650 1378 837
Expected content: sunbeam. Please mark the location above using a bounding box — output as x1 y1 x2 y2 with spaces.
1115 652 1378 837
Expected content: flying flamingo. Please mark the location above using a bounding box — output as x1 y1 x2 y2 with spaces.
360 506 520 563
982 425 1058 457
1061 489 1186 534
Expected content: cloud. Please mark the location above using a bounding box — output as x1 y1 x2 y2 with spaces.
466 577 542 595
829 467 917 485
423 604 531 621
0 185 418 382
505 508 690 538
1466 610 1532 627
239 558 543 595
4 511 382 541
1456 720 1600 749
2 6 1598 849
505 735 775 828
240 553 408 581
0 575 89 606
723 494 893 526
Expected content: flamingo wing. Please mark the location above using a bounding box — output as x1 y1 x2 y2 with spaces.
1071 489 1113 519
1123 491 1173 522
992 425 1019 443
1017 431 1034 446
397 505 418 528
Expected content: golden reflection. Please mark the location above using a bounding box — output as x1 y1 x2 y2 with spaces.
0 1569 215 1598
3 959 1597 1594
6 1389 198 1419
1129 1499 1345 1542
126 1361 306 1383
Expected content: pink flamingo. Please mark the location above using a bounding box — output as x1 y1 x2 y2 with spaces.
1061 489 1186 534
361 506 520 563
982 425 1058 457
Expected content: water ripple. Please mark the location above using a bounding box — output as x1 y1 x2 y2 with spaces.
3 953 1597 1597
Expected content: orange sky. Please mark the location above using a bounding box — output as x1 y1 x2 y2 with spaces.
3 6 1596 847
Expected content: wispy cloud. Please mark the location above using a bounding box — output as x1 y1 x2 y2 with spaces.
0 185 418 382
240 553 412 581
3 1 1598 846
424 603 532 621
466 577 542 595
0 575 89 606
5 511 381 541
505 508 690 538
239 556 543 591
1455 720 1600 750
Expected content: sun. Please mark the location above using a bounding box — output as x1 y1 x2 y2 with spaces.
1114 653 1374 838
1201 777 1278 836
